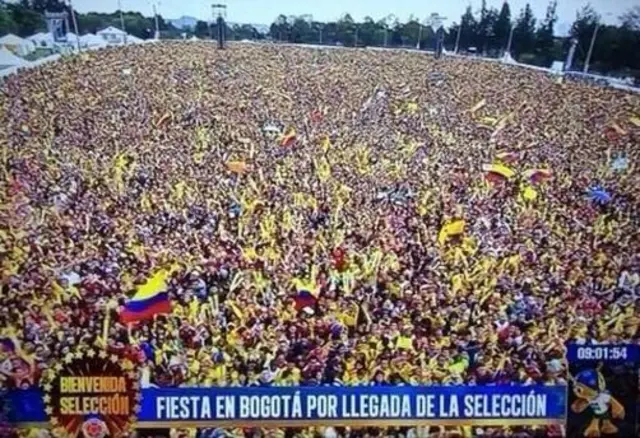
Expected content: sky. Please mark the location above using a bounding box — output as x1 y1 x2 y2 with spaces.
70 0 636 31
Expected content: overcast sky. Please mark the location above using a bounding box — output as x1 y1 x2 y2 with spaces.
70 0 636 30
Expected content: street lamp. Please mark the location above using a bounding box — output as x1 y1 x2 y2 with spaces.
504 21 515 57
66 0 80 51
148 0 161 39
453 22 461 54
118 0 127 44
584 12 611 74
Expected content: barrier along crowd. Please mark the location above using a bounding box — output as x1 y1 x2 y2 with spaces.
1 42 639 437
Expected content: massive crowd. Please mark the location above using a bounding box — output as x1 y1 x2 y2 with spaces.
0 41 639 437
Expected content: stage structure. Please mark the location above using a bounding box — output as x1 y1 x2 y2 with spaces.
426 13 447 59
212 4 227 49
44 11 69 43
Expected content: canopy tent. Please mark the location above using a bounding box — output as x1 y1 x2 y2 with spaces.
0 34 35 57
97 26 128 45
80 33 108 49
127 35 144 44
0 47 29 70
27 32 55 49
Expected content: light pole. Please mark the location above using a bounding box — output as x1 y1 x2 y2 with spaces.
318 24 323 44
504 22 514 57
583 23 600 73
454 21 461 54
416 19 426 49
151 1 160 39
118 0 127 44
67 0 80 51
565 38 578 71
584 13 611 74
354 25 359 47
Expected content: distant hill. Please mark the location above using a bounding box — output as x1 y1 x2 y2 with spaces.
169 16 198 30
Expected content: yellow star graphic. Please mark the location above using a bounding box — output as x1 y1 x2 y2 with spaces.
129 415 138 424
45 407 53 415
74 351 84 359
133 405 142 414
122 360 134 370
86 349 96 358
63 354 74 364
50 417 59 426
43 395 51 403
127 371 137 380
110 354 119 363
55 363 64 372
98 350 108 359
43 383 52 392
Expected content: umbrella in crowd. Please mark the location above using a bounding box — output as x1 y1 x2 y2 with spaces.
1 41 639 438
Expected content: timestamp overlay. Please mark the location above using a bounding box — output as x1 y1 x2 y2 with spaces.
566 344 639 438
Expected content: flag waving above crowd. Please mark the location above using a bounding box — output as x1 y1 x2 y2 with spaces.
1 40 639 438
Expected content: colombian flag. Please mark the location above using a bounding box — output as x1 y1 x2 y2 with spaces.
292 269 319 311
120 270 172 323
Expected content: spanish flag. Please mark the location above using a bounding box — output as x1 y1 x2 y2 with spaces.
120 270 172 323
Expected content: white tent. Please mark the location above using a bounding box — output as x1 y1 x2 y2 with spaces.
0 47 29 70
126 34 144 44
0 33 36 57
80 33 108 49
190 35 199 41
97 26 127 45
28 32 55 49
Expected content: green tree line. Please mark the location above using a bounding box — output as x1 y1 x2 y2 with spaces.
268 2 640 78
2 0 640 79
0 0 175 40
0 0 264 41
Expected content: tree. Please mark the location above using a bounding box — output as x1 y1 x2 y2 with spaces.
0 2 18 36
7 2 45 36
358 16 380 47
458 5 478 51
534 1 557 66
20 0 65 13
512 3 536 58
270 14 289 41
336 13 355 46
569 5 599 70
477 0 499 54
493 1 511 52
620 5 640 30
290 15 312 43
194 20 209 38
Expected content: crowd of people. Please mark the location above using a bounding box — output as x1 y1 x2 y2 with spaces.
1 41 639 437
